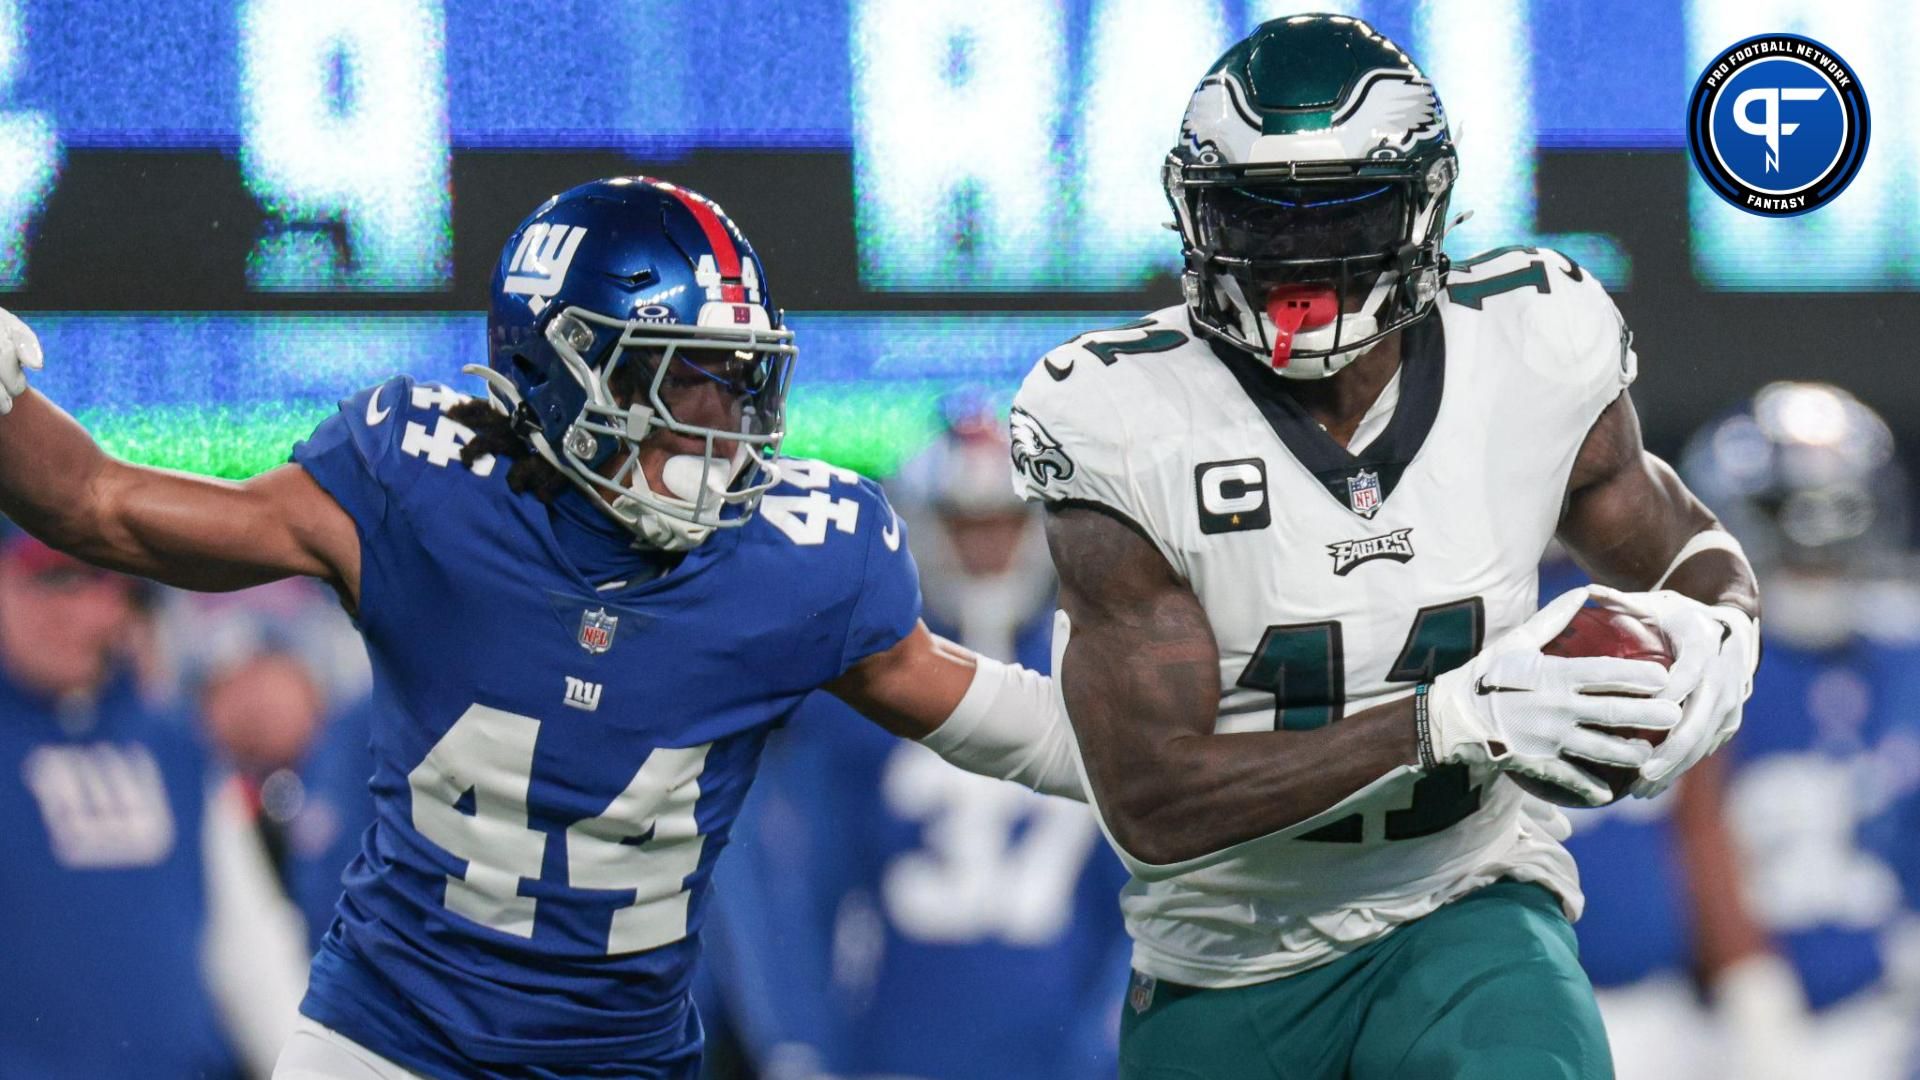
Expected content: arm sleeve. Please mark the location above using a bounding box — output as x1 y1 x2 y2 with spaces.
838 478 923 672
199 778 311 1078
917 654 1085 800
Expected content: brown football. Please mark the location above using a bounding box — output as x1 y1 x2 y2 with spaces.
1506 606 1673 807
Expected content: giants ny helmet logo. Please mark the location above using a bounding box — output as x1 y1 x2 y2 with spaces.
503 223 588 314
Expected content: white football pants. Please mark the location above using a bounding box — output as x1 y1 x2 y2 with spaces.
272 1017 428 1080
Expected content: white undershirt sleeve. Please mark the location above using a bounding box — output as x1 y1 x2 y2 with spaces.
202 778 311 1078
916 654 1087 801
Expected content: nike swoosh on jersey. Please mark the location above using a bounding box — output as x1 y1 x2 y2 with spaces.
881 509 901 551
365 386 391 426
1043 357 1074 381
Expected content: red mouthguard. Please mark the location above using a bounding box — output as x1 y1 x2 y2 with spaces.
1263 287 1339 369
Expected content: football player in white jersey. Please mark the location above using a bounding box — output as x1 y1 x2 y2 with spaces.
1010 16 1761 1080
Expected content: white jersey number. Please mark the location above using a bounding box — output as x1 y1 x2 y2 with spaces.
879 743 1099 945
408 704 711 954
1237 598 1486 842
762 459 863 546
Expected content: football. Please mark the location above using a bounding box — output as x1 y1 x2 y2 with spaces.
1506 606 1674 807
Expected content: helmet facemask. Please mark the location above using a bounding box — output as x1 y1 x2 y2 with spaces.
473 306 796 551
1167 155 1453 379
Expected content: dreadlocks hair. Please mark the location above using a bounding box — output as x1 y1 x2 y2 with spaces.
446 352 648 504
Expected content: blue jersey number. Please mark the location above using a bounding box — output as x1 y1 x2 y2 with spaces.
408 705 710 954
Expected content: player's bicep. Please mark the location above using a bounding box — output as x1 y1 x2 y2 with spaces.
85 459 357 598
1045 502 1220 836
1558 392 1716 588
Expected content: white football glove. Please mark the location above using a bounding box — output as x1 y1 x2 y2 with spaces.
1588 584 1759 798
1423 588 1682 807
0 306 42 415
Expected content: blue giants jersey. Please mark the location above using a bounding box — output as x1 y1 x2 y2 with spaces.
288 377 920 1075
702 608 1131 1080
1548 563 1920 1008
0 667 240 1080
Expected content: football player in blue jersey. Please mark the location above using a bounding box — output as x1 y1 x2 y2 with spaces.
0 177 1084 1080
701 406 1133 1080
1562 382 1920 1080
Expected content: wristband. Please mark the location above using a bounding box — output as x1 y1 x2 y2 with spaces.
1413 683 1436 769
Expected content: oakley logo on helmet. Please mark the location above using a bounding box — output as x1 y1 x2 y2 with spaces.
1009 407 1074 492
503 223 588 314
1688 34 1868 217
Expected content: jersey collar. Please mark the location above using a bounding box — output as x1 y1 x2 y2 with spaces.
1202 307 1445 519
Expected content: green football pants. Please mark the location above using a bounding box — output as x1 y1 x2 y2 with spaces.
1118 881 1612 1080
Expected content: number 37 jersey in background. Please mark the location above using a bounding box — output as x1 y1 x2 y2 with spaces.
1011 248 1634 988
289 376 919 1076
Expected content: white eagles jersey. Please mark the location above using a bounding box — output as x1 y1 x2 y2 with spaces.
1010 247 1638 987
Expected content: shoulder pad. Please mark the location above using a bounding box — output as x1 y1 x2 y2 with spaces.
1449 246 1635 404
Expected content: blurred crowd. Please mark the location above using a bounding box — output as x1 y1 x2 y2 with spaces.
5 384 1919 1079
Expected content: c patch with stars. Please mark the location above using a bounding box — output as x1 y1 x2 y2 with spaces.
1195 458 1270 534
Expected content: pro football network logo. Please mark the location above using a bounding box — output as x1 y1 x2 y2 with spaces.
1687 34 1869 217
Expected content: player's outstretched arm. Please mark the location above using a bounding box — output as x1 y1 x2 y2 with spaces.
826 620 1085 800
1558 391 1761 795
0 313 356 600
1046 503 1422 867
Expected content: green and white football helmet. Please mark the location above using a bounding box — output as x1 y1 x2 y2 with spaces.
1165 15 1458 379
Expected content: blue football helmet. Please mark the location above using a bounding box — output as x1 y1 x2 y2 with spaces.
1680 381 1909 574
469 177 796 550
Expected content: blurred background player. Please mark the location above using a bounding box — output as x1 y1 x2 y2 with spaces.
1556 382 1920 1080
0 525 309 1079
169 579 377 945
701 400 1131 1080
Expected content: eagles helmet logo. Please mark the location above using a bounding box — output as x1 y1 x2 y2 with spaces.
1178 69 1444 167
1009 407 1075 491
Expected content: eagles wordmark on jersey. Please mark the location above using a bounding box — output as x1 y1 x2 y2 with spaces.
1012 244 1636 986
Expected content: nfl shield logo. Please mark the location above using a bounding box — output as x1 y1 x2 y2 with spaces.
1346 469 1382 519
1128 971 1157 1015
577 608 618 654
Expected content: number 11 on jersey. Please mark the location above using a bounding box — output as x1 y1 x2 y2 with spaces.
1237 599 1487 843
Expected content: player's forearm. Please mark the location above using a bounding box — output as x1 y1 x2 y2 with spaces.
1658 538 1759 620
1127 703 1418 864
1064 614 1417 866
0 388 118 546
1673 757 1774 977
